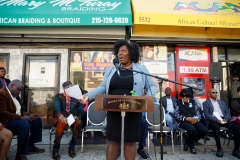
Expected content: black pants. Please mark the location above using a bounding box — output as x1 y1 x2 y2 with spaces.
209 121 240 150
179 121 208 147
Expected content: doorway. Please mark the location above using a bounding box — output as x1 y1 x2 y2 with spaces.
219 61 240 108
23 55 60 128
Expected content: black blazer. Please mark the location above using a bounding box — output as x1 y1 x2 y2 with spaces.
161 96 177 113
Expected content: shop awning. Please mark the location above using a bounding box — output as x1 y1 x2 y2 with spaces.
131 0 240 40
0 26 127 42
0 0 132 26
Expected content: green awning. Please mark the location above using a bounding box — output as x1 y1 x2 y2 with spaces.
0 0 132 26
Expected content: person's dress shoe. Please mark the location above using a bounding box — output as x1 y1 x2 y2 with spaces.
52 151 60 160
190 148 197 154
232 150 240 159
68 148 76 158
184 138 189 151
216 148 224 157
15 154 28 160
28 145 45 155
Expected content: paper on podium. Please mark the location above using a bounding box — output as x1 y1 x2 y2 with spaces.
65 84 83 100
67 114 75 127
213 112 227 124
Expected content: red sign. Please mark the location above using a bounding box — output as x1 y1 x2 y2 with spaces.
176 47 212 102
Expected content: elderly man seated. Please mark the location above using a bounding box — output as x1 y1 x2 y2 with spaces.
52 81 84 160
203 88 240 158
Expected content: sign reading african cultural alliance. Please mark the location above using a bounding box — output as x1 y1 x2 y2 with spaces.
0 0 132 26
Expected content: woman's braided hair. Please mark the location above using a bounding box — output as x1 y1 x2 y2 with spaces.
113 39 140 63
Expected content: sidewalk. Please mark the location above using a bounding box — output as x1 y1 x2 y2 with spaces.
7 129 239 160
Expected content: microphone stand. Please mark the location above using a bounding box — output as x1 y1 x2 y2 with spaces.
119 66 202 160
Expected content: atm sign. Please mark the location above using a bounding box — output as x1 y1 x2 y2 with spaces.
180 66 209 74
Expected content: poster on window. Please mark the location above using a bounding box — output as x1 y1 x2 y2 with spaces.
143 61 168 74
70 51 114 72
182 77 206 96
142 46 167 61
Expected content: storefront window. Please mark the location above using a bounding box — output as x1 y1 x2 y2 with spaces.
0 54 9 68
167 47 175 72
69 51 113 93
0 54 9 78
228 48 240 61
69 47 176 97
218 47 226 60
140 45 175 99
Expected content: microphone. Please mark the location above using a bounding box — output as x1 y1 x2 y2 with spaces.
113 58 121 76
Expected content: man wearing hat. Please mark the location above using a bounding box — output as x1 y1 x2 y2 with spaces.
52 81 84 160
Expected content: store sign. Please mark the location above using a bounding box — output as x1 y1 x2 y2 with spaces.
176 47 211 99
174 1 240 13
0 0 132 26
131 0 240 28
179 48 208 61
179 66 209 74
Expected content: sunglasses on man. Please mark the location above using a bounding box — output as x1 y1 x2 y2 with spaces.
210 92 218 94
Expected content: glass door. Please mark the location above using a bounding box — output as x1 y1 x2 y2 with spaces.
23 56 60 128
219 62 229 108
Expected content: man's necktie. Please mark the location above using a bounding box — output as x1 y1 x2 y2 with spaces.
12 96 21 115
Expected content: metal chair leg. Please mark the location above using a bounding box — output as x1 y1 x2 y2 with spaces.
49 132 52 152
204 135 207 153
81 131 84 152
227 133 232 146
165 132 168 147
171 131 174 154
147 132 150 154
223 136 226 145
180 132 183 154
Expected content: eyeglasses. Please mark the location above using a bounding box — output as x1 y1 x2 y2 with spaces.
210 92 218 94
118 49 127 53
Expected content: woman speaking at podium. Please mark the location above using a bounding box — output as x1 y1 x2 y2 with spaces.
82 39 156 160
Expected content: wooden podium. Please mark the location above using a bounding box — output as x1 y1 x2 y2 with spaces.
95 94 154 160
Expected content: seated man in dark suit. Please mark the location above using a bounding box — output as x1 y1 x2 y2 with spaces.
0 80 45 160
161 87 177 131
203 88 240 158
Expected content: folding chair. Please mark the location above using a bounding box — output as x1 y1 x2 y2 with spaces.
81 101 107 152
146 102 174 154
176 126 228 154
175 127 187 154
176 126 209 154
